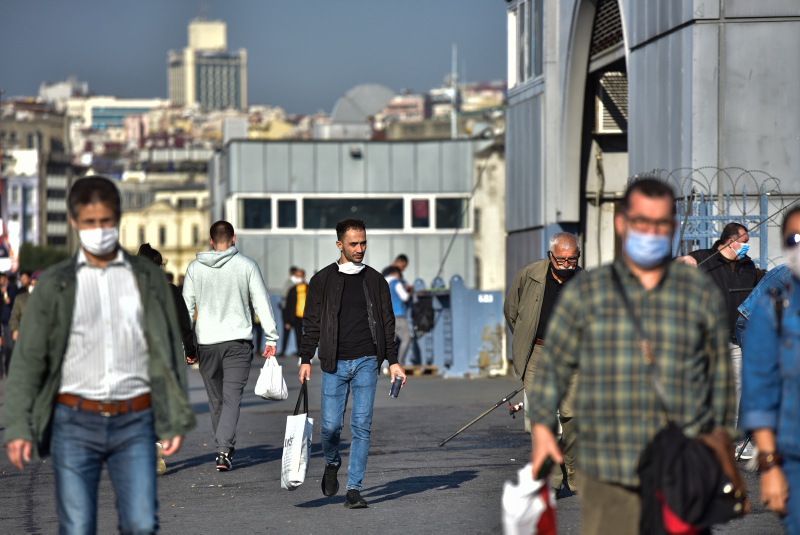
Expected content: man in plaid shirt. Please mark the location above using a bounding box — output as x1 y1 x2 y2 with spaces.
528 178 734 534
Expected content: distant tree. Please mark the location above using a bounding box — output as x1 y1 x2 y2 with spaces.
17 243 70 272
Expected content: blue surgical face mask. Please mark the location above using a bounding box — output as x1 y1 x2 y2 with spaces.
735 242 750 259
624 229 671 269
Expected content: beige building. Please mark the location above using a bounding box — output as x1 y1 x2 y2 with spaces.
119 186 209 279
168 19 248 111
472 135 506 291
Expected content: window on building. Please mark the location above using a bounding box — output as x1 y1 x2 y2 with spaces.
139 226 145 244
303 198 403 230
178 198 197 209
22 187 33 206
10 186 19 205
47 212 67 222
411 199 430 228
193 225 199 245
159 226 166 246
47 188 67 199
238 198 272 229
27 133 34 149
277 200 297 228
48 236 67 246
24 215 34 234
508 0 543 87
436 198 469 229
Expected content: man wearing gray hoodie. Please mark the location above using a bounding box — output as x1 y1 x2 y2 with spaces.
183 221 278 471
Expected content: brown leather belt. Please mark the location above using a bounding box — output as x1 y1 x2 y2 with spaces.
535 338 545 346
57 393 151 417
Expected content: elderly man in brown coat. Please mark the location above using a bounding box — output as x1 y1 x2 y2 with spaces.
504 232 584 494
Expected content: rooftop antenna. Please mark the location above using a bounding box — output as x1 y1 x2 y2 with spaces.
451 43 458 140
199 2 207 21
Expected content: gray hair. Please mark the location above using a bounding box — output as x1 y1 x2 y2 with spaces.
548 232 580 252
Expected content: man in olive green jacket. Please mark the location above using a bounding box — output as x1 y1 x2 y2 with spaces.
504 232 584 492
4 252 196 458
4 176 195 533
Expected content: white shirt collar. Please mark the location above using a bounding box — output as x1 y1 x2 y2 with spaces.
76 247 127 270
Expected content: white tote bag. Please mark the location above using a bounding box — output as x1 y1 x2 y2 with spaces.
281 380 313 491
254 356 288 400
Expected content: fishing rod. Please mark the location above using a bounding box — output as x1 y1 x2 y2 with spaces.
695 197 800 268
438 386 524 447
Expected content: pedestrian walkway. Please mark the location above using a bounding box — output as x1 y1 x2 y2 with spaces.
0 360 782 534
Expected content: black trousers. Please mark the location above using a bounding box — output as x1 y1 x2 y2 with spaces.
2 326 13 375
279 317 303 355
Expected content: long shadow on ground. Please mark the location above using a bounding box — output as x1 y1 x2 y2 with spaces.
163 444 283 475
294 470 478 508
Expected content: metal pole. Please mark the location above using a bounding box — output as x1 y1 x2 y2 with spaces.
450 43 457 140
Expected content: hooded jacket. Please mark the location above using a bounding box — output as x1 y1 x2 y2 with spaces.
183 246 278 346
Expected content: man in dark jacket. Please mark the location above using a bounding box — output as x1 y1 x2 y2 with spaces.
0 271 17 376
676 222 764 434
298 218 405 509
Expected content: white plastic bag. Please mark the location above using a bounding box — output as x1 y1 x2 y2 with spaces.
501 463 557 535
255 356 288 400
281 380 313 490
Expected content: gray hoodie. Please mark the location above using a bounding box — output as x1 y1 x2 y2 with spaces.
183 246 278 346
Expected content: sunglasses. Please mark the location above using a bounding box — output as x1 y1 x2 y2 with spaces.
786 234 800 248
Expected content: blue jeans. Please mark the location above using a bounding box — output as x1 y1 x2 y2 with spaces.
783 456 800 535
320 356 378 491
51 403 158 534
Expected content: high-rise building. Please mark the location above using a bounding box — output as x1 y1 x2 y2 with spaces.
168 19 248 111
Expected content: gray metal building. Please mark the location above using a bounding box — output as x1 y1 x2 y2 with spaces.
505 0 800 279
209 139 499 293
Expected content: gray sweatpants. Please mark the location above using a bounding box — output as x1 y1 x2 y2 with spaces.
198 341 254 453
395 316 412 366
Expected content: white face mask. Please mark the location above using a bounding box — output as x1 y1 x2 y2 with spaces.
290 275 303 284
78 227 119 256
785 245 800 279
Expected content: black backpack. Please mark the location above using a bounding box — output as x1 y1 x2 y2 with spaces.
411 295 434 335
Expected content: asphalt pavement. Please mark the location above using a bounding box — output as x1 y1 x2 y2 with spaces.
0 356 785 534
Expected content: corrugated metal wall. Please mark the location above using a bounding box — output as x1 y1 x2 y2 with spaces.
213 139 482 292
505 93 544 233
628 24 693 177
225 140 476 194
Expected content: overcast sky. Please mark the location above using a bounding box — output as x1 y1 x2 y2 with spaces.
0 0 506 115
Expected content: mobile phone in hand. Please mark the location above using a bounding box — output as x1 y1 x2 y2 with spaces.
536 456 554 480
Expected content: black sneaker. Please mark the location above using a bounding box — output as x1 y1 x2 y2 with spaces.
229 447 235 460
344 489 368 509
216 452 232 472
322 464 340 496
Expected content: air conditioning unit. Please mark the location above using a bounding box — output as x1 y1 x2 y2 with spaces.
595 71 628 134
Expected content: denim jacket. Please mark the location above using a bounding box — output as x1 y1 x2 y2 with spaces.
735 264 790 346
740 273 800 459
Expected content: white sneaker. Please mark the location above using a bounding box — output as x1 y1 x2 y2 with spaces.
735 440 754 460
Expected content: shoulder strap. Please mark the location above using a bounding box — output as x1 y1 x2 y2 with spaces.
610 265 671 417
293 379 309 416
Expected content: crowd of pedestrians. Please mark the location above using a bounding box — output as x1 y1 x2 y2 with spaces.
4 174 800 534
